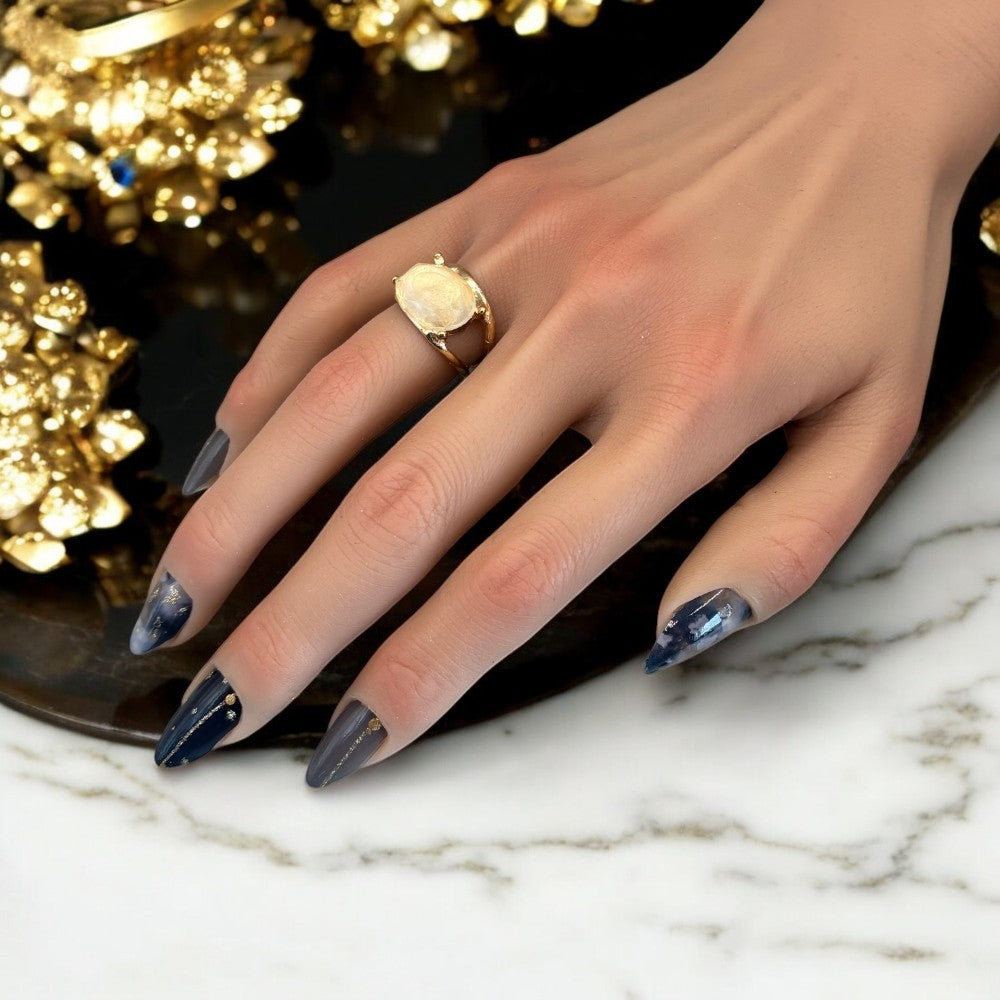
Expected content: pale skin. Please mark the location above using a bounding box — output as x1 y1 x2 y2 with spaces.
139 0 1000 776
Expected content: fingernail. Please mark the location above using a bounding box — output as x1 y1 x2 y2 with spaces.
130 570 192 655
644 587 752 674
154 668 242 768
181 427 229 496
305 700 387 789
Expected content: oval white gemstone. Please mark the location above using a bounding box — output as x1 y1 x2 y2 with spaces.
395 262 476 332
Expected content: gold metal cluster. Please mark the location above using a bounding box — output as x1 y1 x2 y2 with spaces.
0 241 146 573
0 0 314 241
981 193 1000 319
981 196 1000 254
977 134 1000 255
317 0 653 72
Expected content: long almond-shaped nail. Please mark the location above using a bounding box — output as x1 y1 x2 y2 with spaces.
305 700 387 789
154 668 242 767
644 587 752 674
130 570 192 655
182 427 229 496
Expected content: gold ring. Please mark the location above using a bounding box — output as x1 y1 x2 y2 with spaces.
392 253 495 377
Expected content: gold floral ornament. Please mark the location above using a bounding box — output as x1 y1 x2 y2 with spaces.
0 241 146 573
0 0 314 241
316 0 652 73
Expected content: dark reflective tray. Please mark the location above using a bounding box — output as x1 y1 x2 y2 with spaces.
2 1 999 748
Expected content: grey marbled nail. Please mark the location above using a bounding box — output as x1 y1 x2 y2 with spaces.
644 587 752 673
305 699 387 789
154 668 241 767
181 427 229 496
130 570 192 655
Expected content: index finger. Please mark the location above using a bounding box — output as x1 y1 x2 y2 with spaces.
181 189 472 495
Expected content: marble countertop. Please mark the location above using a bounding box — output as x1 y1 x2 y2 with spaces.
3 378 1000 999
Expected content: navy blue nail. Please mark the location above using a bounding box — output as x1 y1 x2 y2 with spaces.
644 588 752 673
154 668 242 768
305 700 387 789
130 570 192 655
182 427 229 496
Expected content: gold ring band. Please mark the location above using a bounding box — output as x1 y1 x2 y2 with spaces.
392 253 495 377
2 0 245 63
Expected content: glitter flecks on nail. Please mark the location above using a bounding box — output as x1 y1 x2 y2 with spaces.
129 570 192 655
644 588 752 673
154 668 242 768
305 700 387 789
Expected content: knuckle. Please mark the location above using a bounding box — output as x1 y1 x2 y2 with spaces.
348 450 453 550
627 193 693 257
376 653 446 720
473 153 543 201
759 515 835 606
521 187 602 258
296 256 359 315
628 332 732 433
224 362 263 413
238 608 305 690
606 218 671 279
472 519 577 620
223 350 288 416
292 340 384 433
473 152 589 245
183 497 242 568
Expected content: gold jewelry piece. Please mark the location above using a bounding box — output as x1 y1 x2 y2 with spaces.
981 195 1000 254
393 252 495 376
1 0 245 62
0 240 146 573
316 0 654 73
0 0 314 240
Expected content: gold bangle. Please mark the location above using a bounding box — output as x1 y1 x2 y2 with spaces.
2 0 245 64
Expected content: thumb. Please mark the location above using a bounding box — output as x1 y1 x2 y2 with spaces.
644 383 920 673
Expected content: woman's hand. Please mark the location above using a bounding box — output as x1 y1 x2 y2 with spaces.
133 0 1000 781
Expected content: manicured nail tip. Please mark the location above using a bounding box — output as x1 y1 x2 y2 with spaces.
181 427 229 496
130 570 192 655
644 587 752 674
305 699 387 789
154 668 242 767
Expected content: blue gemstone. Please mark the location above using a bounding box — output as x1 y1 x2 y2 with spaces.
110 155 136 188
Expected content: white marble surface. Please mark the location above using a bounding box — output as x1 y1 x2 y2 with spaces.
3 378 1000 1000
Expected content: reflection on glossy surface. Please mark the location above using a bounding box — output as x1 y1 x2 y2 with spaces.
0 1 998 749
